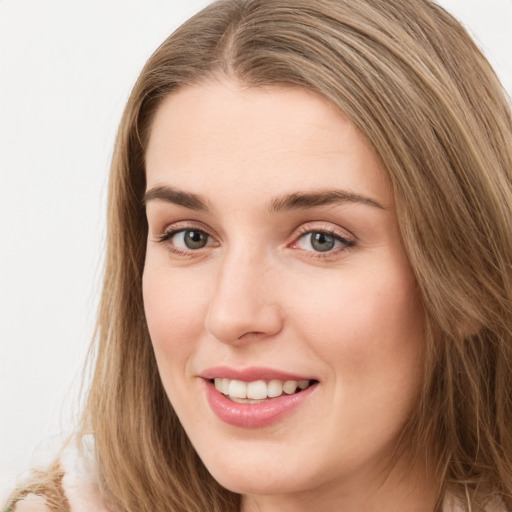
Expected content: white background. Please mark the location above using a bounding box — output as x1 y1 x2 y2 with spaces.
1 0 511 501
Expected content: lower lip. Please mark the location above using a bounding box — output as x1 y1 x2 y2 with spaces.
203 380 318 428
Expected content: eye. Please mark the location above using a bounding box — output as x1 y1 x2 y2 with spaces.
157 228 214 251
295 230 354 254
170 229 211 250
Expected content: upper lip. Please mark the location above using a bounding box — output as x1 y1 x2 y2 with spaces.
200 366 317 382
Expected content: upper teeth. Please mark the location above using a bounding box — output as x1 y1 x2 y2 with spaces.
214 378 310 400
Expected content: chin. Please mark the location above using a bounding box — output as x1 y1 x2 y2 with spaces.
202 451 325 497
212 472 303 497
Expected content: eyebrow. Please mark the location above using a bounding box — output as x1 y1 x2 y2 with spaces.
268 189 385 212
143 185 385 213
144 185 210 212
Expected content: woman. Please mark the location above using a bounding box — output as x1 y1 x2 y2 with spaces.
6 0 512 510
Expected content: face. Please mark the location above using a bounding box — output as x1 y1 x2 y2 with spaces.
143 80 427 509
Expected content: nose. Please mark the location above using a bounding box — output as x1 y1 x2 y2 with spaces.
204 250 283 345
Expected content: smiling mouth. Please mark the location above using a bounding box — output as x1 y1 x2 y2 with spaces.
211 378 317 403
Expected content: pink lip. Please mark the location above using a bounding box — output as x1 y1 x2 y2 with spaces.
200 366 315 382
200 367 319 428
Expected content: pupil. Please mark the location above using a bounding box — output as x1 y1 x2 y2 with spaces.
311 232 335 252
185 230 207 249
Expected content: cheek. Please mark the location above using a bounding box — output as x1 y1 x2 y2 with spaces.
289 265 425 446
142 263 208 362
287 263 425 379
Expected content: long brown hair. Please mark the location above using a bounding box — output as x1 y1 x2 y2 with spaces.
8 1 512 511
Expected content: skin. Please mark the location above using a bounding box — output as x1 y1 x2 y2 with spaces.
143 79 434 512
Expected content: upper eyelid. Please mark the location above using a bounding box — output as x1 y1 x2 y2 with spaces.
152 220 355 245
292 222 355 241
291 229 354 250
156 221 218 239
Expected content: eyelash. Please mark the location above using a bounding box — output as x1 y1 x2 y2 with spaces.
292 225 356 260
154 224 215 256
154 223 356 260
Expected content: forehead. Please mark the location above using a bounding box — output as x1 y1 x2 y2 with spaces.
145 80 393 208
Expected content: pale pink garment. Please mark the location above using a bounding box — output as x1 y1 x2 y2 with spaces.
58 437 110 512
12 435 110 512
442 491 507 512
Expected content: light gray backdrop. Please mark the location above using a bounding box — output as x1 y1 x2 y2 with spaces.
1 0 511 501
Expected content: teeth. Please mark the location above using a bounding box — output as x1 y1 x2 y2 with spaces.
268 379 283 398
283 380 298 394
228 379 247 398
214 378 231 395
213 378 312 400
298 380 309 390
247 380 267 400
